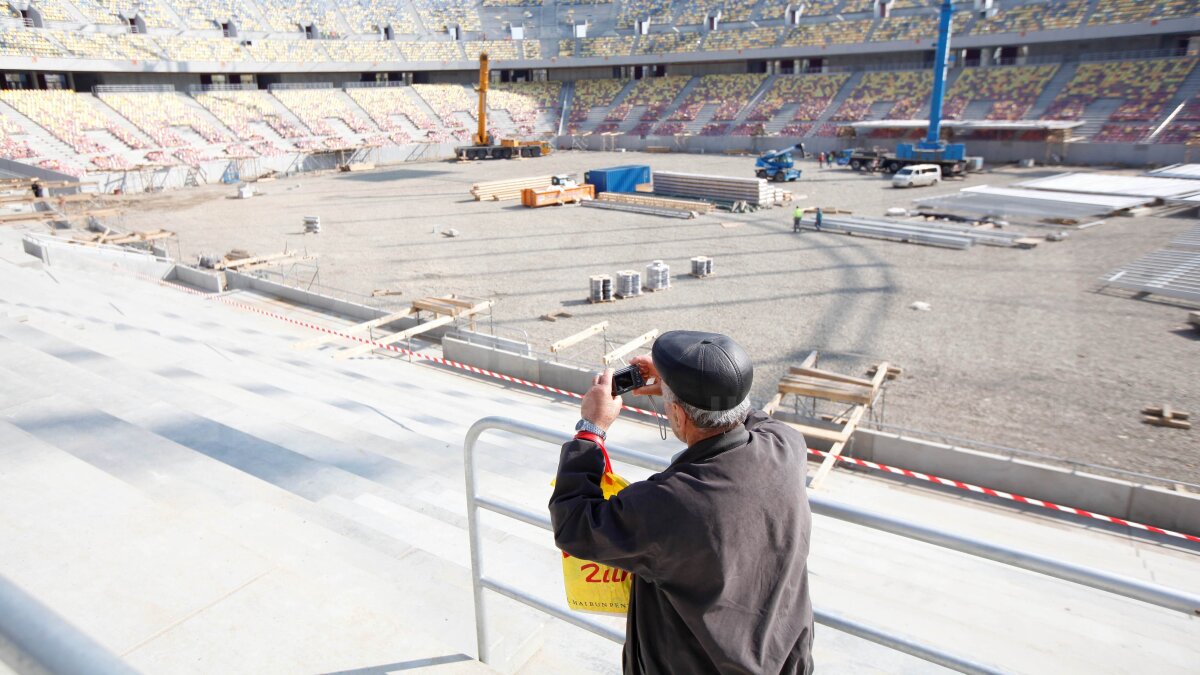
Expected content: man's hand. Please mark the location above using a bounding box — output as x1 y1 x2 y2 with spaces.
629 354 662 397
581 369 622 432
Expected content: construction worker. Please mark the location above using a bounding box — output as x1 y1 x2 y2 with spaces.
814 207 824 232
793 205 804 233
816 152 824 169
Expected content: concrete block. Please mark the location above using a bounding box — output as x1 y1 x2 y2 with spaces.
166 265 224 293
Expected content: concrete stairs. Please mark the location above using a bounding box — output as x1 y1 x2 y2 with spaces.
1026 61 1078 119
1074 98 1125 139
86 93 158 150
1147 63 1200 141
0 99 83 164
2 232 1199 674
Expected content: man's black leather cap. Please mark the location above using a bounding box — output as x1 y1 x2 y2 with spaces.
651 330 753 411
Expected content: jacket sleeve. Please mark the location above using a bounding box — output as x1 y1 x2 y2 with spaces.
548 438 680 582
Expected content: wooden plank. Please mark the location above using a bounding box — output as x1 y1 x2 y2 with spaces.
797 351 819 369
334 300 493 360
290 307 416 350
412 298 466 316
0 211 51 222
602 329 659 365
778 375 874 406
213 251 298 270
808 440 847 490
788 366 875 388
334 315 456 360
550 321 608 353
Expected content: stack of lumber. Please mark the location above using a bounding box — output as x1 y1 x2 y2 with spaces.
778 368 879 406
598 192 713 213
652 171 775 207
470 175 554 201
582 192 714 219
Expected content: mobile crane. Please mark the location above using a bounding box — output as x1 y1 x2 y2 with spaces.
455 52 553 161
754 143 806 182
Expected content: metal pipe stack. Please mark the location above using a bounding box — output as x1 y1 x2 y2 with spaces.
615 270 642 298
589 274 613 303
652 171 774 207
644 260 670 291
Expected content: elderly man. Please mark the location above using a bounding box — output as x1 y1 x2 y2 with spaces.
549 331 813 674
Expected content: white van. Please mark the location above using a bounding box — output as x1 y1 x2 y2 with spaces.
892 164 942 188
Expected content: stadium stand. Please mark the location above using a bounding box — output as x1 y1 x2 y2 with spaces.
1042 58 1196 122
345 87 439 133
745 73 850 125
782 19 873 47
944 65 1059 121
0 118 35 160
72 0 178 28
99 92 234 147
413 0 481 32
605 75 688 122
968 1 1089 35
522 39 540 59
272 88 375 139
703 27 782 52
171 0 268 31
832 70 933 121
635 33 701 55
55 31 163 61
397 40 463 61
412 82 478 132
340 0 416 34
464 40 519 60
872 11 971 43
244 39 331 63
616 0 671 28
1088 0 1198 26
193 90 308 140
321 39 401 62
0 27 66 58
562 36 635 58
670 74 765 122
490 81 562 126
17 0 75 22
566 78 627 132
255 0 342 34
0 89 129 155
158 36 245 62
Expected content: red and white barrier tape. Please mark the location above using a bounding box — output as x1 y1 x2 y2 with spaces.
808 448 1200 545
147 273 1198 546
155 276 668 419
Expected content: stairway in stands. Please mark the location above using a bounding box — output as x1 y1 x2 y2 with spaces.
1026 61 1079 119
1 231 1197 674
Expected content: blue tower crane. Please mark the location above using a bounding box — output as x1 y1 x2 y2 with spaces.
890 0 971 171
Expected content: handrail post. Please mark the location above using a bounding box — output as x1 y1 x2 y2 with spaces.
464 420 489 663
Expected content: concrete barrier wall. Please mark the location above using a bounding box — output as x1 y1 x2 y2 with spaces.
849 428 1200 537
443 336 660 413
223 271 386 321
166 265 225 293
23 235 175 278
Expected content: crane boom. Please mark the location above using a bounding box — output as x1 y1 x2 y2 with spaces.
475 52 489 147
923 0 954 147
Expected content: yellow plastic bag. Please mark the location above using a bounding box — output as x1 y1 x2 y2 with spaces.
560 447 633 615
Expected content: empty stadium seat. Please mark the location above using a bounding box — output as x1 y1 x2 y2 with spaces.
782 19 872 47
340 0 416 35
193 90 307 140
567 78 627 132
100 92 234 147
944 65 1059 121
1042 58 1196 122
670 74 765 122
745 73 849 123
345 87 438 133
832 70 932 121
605 75 688 122
703 27 782 53
272 88 374 139
0 89 129 154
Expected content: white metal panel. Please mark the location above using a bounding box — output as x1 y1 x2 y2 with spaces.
1017 172 1200 199
1147 164 1200 180
960 185 1151 210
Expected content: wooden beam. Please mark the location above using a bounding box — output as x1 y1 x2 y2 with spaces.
334 315 455 360
213 251 299 270
550 321 608 353
334 300 493 360
788 366 875 388
778 376 874 406
797 351 818 369
290 307 416 350
602 329 659 365
808 440 848 490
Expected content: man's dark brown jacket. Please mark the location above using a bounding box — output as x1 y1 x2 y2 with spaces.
549 410 813 674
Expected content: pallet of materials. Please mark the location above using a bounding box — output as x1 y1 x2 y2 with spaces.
651 171 779 208
470 175 554 201
581 192 712 218
521 183 594 207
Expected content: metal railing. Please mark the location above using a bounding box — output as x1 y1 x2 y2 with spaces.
464 417 1200 674
0 575 138 675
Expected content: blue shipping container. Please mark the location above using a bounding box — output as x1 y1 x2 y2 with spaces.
584 165 651 194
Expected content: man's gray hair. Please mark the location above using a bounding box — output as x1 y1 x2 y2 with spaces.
660 380 751 429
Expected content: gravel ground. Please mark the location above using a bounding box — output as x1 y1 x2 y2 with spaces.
112 150 1200 484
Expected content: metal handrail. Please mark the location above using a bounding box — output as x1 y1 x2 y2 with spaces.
0 575 139 675
465 417 1200 671
469 419 997 673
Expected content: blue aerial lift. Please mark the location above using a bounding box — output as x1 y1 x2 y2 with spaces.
754 143 806 182
839 0 984 176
